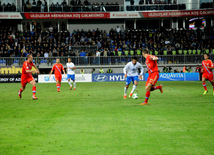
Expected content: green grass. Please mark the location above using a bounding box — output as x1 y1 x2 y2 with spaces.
0 81 214 155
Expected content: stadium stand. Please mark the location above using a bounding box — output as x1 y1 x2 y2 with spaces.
1 0 208 12
0 25 213 59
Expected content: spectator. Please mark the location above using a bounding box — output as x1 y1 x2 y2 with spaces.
91 68 95 74
99 67 104 73
163 66 168 73
95 50 100 64
49 25 53 32
44 51 49 58
174 69 179 73
188 66 192 73
116 26 121 33
130 0 134 5
195 65 201 73
80 68 85 74
107 67 113 73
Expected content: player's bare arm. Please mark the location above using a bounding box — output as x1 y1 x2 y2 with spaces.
70 66 76 70
26 70 39 74
139 75 142 80
125 74 127 78
150 56 159 61
49 70 53 77
63 70 66 74
33 64 40 74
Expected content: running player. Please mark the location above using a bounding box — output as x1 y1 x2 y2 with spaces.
49 58 65 92
201 54 214 95
141 50 163 105
18 54 40 100
66 57 76 90
123 57 144 99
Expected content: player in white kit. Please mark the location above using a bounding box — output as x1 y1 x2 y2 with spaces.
123 57 144 99
66 57 76 90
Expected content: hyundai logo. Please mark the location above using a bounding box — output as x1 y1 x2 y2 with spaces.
44 76 50 81
94 75 108 82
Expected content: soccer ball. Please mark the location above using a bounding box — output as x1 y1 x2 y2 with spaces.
132 93 138 99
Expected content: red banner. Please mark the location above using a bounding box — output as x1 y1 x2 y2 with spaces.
23 9 214 19
142 9 214 18
24 13 110 19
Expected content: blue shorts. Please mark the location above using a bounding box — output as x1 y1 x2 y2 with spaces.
126 76 138 85
67 74 75 81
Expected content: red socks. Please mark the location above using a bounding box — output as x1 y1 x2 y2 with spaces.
32 86 36 97
145 91 150 103
19 88 23 94
57 84 61 91
202 83 207 91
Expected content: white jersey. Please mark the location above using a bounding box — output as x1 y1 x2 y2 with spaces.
123 62 144 77
66 62 75 75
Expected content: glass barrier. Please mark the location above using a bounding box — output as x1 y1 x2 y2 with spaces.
0 55 212 67
0 2 212 12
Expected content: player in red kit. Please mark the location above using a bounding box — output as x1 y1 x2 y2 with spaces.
141 50 163 105
18 54 40 100
49 58 65 92
201 54 214 95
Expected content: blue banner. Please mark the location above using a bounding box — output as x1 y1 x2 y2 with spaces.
144 73 199 81
185 73 200 81
92 73 199 82
92 73 144 82
92 73 125 82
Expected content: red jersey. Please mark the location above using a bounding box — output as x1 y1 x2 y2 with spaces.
21 60 34 79
51 63 64 77
146 55 159 74
202 59 213 75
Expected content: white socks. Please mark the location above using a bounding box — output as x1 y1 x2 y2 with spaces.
68 81 76 88
124 87 128 95
68 81 72 86
131 85 137 94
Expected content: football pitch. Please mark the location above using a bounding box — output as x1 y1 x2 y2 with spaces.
0 81 214 155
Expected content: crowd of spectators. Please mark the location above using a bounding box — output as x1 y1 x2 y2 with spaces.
128 0 186 11
3 0 206 12
0 2 16 12
0 23 214 65
22 0 120 12
0 0 212 12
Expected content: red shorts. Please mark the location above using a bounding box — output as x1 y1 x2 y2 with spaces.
202 73 213 82
146 72 159 86
55 75 62 82
21 77 34 88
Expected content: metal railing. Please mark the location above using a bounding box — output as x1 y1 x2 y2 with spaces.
0 55 213 67
0 2 213 12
